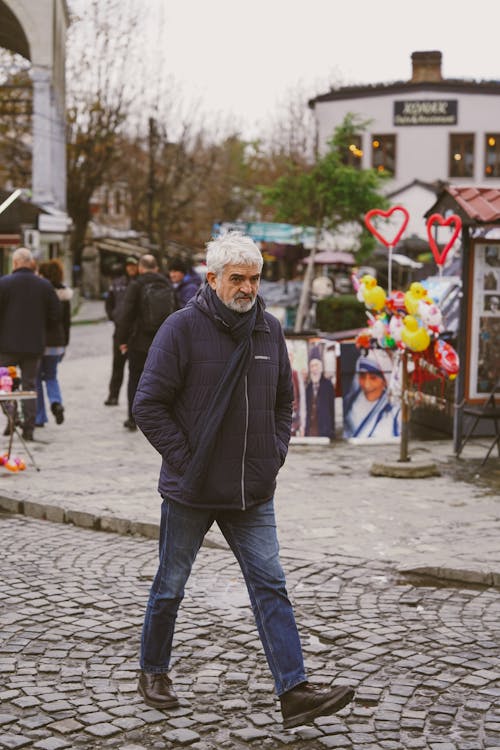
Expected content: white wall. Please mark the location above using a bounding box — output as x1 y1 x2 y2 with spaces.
314 88 500 232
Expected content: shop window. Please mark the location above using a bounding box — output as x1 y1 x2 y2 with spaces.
342 135 363 169
371 134 396 175
449 134 474 178
485 133 500 177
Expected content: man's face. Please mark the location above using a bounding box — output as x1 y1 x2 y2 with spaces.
169 270 184 285
126 263 138 277
358 371 386 401
207 263 260 313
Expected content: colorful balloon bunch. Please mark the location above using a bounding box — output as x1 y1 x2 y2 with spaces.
0 365 20 393
353 274 459 379
0 453 26 472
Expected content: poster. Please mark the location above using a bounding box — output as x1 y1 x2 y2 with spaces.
340 342 401 442
285 336 337 441
468 243 500 399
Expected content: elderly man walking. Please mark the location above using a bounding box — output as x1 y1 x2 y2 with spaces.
133 231 354 729
0 247 61 440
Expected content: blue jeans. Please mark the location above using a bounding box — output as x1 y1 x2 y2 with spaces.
36 354 63 425
141 497 307 696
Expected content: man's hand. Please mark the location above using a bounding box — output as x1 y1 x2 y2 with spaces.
119 344 128 354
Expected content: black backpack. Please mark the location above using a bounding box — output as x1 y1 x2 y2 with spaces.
140 279 178 333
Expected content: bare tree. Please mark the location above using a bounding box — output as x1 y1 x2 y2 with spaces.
66 0 142 266
0 50 32 190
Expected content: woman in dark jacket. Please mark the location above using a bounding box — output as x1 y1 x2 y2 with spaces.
35 260 73 427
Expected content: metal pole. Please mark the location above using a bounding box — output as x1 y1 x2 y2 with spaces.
399 350 410 462
453 226 470 454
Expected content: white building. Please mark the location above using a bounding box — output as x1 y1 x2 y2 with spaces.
309 50 500 243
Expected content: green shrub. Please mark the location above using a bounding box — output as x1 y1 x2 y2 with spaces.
316 295 367 332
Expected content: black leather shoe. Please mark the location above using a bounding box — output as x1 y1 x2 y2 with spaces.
104 396 119 406
137 671 179 709
123 418 137 431
280 682 354 729
22 429 34 442
51 402 64 425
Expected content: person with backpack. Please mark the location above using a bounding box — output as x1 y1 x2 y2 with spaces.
117 254 178 431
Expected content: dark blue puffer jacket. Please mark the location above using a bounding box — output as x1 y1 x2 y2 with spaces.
132 285 293 510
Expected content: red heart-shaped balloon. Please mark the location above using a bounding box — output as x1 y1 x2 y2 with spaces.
364 205 410 248
426 213 462 266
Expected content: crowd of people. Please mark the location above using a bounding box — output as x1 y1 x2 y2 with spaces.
0 247 71 441
0 247 201 442
104 255 203 430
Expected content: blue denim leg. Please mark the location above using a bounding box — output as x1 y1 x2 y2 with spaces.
36 355 62 424
43 354 63 406
218 499 307 696
140 498 213 673
36 367 47 425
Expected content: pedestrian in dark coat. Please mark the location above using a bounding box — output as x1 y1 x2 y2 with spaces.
168 257 202 308
0 247 60 440
116 254 177 430
103 256 139 405
35 259 73 427
132 230 354 728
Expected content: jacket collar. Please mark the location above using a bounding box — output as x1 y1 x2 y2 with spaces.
192 283 270 334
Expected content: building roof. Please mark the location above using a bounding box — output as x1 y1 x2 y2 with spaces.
308 50 500 108
425 186 500 226
308 79 500 107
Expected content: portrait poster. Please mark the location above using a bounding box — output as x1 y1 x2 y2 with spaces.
340 342 401 443
285 336 338 442
468 243 500 399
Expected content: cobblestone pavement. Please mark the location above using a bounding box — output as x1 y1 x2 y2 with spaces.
1 513 499 750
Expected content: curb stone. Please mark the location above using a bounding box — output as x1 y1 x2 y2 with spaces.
1 493 498 587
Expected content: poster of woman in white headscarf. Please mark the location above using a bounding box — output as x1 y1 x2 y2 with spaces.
342 345 401 441
285 337 337 440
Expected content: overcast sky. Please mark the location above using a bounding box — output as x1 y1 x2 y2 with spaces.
67 0 500 138
144 0 500 136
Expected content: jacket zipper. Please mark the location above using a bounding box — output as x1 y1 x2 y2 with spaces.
241 375 249 510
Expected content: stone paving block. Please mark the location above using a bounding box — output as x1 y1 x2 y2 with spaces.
163 728 201 745
230 726 269 742
0 734 32 748
112 717 145 730
32 738 71 749
83 722 120 737
318 735 351 747
0 716 16 727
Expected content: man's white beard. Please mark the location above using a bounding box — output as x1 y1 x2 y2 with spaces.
225 296 256 313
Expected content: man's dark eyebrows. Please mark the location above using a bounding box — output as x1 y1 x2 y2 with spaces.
229 273 261 281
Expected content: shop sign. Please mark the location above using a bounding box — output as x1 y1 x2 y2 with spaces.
394 100 458 126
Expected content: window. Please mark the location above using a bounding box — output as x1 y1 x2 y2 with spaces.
114 190 122 214
371 134 396 175
485 134 500 178
342 135 363 169
449 134 474 178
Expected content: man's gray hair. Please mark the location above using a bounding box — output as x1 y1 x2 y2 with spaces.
138 254 159 271
206 230 263 276
12 247 33 268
